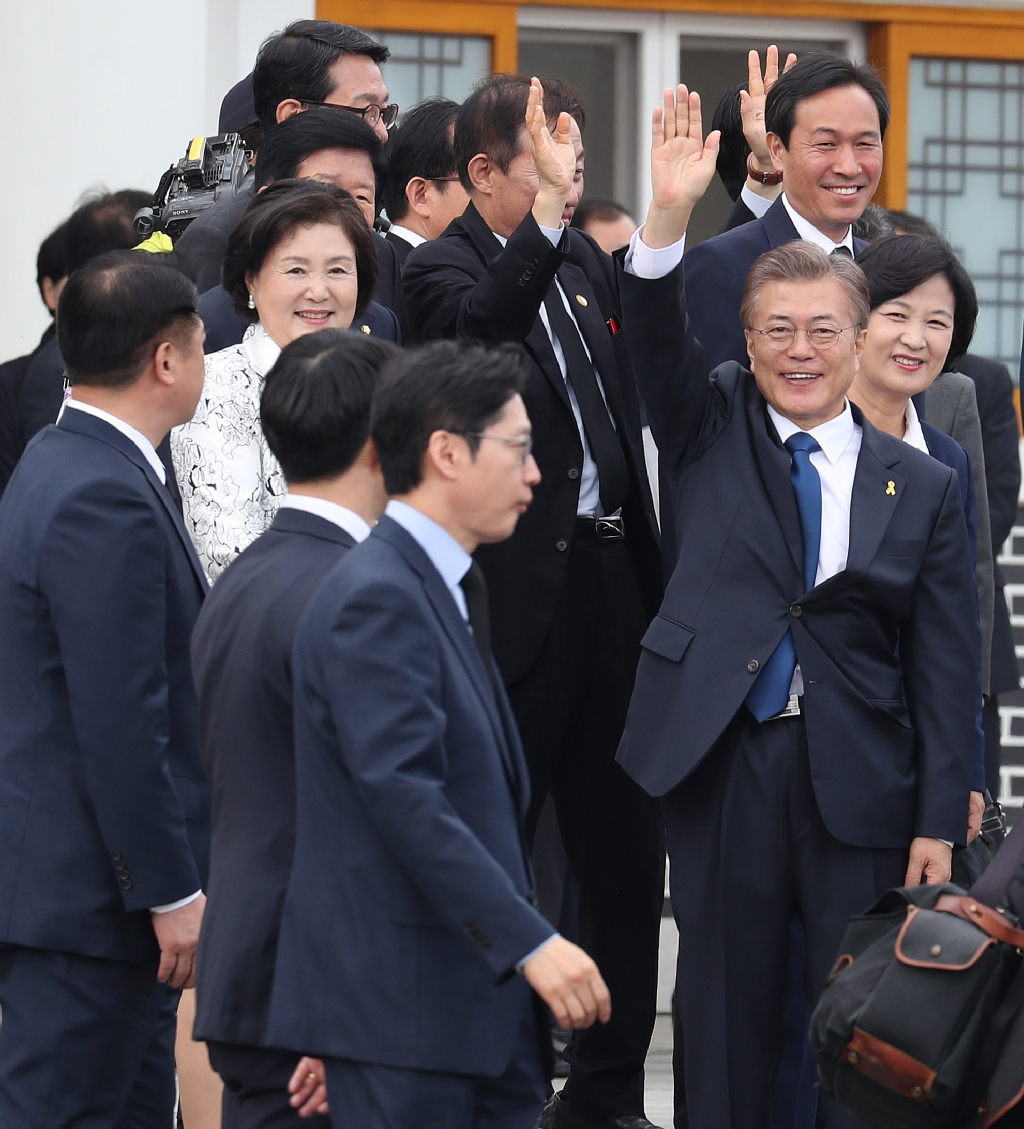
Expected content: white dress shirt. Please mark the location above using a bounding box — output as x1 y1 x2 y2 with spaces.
171 322 284 584
63 401 202 914
63 399 167 484
740 183 774 220
494 225 614 517
280 494 371 543
901 397 929 454
780 194 855 256
387 224 427 249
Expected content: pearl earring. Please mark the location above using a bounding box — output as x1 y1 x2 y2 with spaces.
247 293 256 310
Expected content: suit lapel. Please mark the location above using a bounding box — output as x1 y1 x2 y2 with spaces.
59 411 208 592
460 204 574 413
745 391 803 576
845 415 904 577
762 197 802 249
376 518 522 795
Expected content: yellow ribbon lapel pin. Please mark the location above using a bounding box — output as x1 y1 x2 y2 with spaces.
885 481 896 496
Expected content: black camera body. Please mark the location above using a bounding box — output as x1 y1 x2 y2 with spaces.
134 133 252 239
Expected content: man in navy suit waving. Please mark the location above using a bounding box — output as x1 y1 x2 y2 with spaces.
685 53 888 371
0 252 210 1127
266 341 611 1128
616 89 979 1129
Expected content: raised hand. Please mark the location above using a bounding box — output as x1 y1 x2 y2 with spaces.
740 46 797 174
643 85 720 249
527 76 577 229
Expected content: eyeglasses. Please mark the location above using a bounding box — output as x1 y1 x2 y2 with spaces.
748 325 859 351
465 432 534 463
302 100 400 130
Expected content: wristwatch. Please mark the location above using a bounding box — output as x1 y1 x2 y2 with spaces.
746 153 783 186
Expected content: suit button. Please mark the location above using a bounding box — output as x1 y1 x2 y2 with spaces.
568 468 580 480
122 880 132 891
555 539 568 552
789 604 802 617
747 660 759 673
112 851 123 862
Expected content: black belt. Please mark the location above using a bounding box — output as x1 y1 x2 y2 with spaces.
574 515 625 542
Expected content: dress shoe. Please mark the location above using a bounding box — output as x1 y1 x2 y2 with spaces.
538 1092 666 1129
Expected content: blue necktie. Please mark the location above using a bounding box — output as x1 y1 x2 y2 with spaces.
745 432 822 721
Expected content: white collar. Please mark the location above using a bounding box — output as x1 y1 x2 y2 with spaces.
385 499 472 591
388 224 427 249
780 195 855 256
279 494 371 542
901 397 929 453
63 398 166 483
767 400 858 466
242 322 282 377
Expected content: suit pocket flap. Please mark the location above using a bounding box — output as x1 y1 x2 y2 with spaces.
641 615 695 662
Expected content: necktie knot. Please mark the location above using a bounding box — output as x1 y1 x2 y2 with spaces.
784 432 821 458
831 245 854 258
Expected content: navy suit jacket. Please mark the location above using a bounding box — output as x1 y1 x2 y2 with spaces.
266 516 552 1074
198 285 400 354
684 196 869 370
0 410 209 963
616 261 978 849
191 507 357 1046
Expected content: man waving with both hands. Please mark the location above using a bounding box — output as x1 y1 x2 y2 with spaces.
616 87 979 1129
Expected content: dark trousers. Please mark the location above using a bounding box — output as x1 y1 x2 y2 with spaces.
322 990 546 1129
983 695 1003 798
0 943 178 1129
506 524 665 1118
207 1042 331 1129
664 710 907 1129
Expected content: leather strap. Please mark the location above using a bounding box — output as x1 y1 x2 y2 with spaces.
935 895 1024 949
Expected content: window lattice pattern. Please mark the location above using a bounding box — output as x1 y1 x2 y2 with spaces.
368 32 490 112
908 58 1024 381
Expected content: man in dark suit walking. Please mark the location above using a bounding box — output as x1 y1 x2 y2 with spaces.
617 89 978 1129
403 76 664 1129
685 53 888 371
0 252 211 1128
265 341 610 1128
191 331 395 1128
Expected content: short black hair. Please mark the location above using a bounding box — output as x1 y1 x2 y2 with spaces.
765 53 890 148
252 20 389 133
852 203 895 243
711 82 749 202
372 340 528 495
856 234 978 367
455 74 586 192
64 190 151 276
254 106 383 190
36 221 68 300
887 209 941 239
57 250 199 389
571 198 633 231
380 98 460 222
222 180 378 320
261 329 395 483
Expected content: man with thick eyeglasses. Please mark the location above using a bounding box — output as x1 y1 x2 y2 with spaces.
176 21 400 297
615 87 978 1129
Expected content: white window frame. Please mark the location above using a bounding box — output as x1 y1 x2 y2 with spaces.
517 8 867 216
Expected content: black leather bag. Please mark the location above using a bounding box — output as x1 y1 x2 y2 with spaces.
810 821 1024 1129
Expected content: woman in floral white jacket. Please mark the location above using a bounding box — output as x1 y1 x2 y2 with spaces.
172 180 378 582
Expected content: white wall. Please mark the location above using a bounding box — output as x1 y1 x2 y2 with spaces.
0 0 312 362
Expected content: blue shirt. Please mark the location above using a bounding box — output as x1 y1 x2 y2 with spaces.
385 500 472 621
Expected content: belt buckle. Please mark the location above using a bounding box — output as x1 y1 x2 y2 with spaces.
767 694 802 721
594 515 625 541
